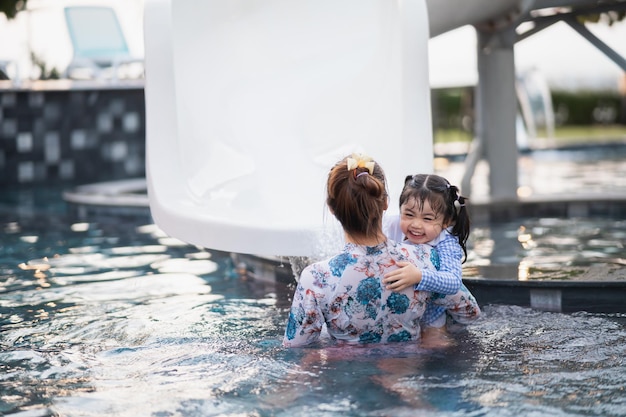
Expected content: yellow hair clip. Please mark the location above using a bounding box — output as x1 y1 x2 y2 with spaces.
346 153 375 175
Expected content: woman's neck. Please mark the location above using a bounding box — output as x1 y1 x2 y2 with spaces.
345 232 387 247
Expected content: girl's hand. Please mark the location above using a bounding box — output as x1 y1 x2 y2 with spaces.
383 261 422 291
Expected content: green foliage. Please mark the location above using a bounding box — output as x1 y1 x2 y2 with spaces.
432 87 625 128
577 9 626 26
551 90 623 125
0 0 26 19
431 87 626 144
30 52 60 80
431 87 474 131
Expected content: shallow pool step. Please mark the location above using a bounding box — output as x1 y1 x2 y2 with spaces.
463 278 626 313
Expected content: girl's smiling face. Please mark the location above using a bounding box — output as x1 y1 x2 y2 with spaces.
399 197 448 245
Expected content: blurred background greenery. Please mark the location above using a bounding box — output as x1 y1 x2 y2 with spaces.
0 0 26 19
432 87 626 146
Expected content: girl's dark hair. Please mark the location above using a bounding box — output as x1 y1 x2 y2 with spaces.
399 174 470 261
326 155 388 241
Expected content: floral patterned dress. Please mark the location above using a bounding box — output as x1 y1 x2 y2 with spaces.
283 240 458 347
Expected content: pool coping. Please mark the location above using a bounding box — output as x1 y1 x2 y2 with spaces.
463 277 626 313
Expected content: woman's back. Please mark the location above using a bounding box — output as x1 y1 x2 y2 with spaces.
284 239 435 347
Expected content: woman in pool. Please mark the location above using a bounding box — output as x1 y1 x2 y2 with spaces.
283 153 480 348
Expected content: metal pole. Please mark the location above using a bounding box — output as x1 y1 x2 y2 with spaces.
476 28 519 200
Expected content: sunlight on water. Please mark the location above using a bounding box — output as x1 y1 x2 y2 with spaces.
466 218 626 281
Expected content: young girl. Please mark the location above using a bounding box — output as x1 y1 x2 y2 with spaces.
382 174 480 329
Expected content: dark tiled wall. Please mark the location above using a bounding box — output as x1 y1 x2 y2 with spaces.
0 85 145 186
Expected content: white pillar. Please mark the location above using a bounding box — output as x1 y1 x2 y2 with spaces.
476 28 518 200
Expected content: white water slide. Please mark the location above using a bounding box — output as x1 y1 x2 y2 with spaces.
144 0 623 257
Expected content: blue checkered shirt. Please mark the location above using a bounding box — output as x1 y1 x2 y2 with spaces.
417 231 464 325
383 214 463 326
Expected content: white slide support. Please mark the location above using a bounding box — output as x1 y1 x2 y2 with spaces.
144 0 433 257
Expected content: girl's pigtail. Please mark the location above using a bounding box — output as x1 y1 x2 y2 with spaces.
451 192 470 262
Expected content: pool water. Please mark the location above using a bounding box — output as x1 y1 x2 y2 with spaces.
436 143 626 199
436 143 626 281
2 187 626 416
465 216 626 281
